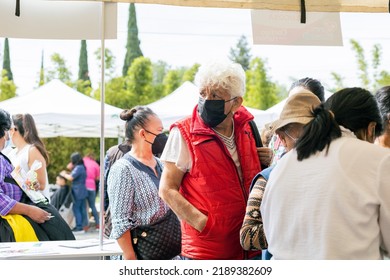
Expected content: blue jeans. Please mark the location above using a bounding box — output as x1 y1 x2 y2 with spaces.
73 198 87 230
262 250 272 260
86 190 99 225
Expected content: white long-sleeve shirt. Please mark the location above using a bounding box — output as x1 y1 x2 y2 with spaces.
261 131 390 260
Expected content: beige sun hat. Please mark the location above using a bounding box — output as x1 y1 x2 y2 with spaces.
269 91 321 133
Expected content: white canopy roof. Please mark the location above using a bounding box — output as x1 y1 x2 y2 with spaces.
147 81 277 130
0 79 124 138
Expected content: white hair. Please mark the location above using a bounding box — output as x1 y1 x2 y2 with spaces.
194 59 246 97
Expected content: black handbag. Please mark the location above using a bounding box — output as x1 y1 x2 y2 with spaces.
103 205 112 239
131 209 181 260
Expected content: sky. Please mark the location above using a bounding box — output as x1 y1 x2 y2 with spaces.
2 3 390 96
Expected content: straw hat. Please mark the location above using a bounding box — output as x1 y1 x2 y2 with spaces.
269 91 321 133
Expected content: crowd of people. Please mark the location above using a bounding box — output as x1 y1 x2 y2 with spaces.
1 59 389 260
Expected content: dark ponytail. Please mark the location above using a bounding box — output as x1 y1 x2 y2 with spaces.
296 87 383 161
326 88 382 137
296 104 341 161
13 113 50 165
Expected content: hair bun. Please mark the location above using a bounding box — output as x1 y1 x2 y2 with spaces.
120 108 137 121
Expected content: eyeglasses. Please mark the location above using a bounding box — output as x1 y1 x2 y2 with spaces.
199 95 237 103
200 89 223 100
284 130 298 142
199 88 237 102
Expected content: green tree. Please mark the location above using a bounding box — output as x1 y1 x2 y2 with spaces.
162 69 182 96
78 40 90 82
329 72 344 92
182 63 200 83
0 69 17 101
229 35 252 71
38 50 45 87
75 79 92 96
330 39 390 92
43 137 117 183
122 3 143 77
93 76 132 109
76 40 92 95
245 57 278 110
125 56 153 105
94 47 116 79
377 71 390 86
47 53 73 86
151 60 169 99
350 39 370 88
2 38 13 81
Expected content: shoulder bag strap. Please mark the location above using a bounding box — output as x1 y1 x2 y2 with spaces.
249 120 263 148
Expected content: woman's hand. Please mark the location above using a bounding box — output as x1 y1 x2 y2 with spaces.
257 147 273 168
28 205 51 224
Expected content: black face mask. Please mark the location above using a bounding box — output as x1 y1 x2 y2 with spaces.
152 133 168 155
197 97 236 127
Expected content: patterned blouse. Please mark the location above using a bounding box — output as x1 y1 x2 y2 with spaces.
107 153 169 240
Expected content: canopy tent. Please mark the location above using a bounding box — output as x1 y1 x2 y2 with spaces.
0 79 124 138
81 0 389 13
147 81 277 130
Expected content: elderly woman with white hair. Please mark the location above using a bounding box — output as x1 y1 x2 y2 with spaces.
159 59 263 260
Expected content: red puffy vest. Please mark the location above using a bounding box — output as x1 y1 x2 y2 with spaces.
173 106 261 259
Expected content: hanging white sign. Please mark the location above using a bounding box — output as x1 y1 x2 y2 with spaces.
0 0 117 39
251 9 343 46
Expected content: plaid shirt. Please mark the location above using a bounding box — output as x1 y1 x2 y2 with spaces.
0 153 23 216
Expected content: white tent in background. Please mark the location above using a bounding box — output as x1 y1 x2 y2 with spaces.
0 79 124 138
147 81 276 130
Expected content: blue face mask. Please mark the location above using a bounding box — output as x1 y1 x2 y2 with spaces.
4 139 12 149
2 132 13 152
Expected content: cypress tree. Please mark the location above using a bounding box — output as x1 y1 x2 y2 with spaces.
78 40 90 82
39 50 45 86
122 3 143 77
2 38 13 81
